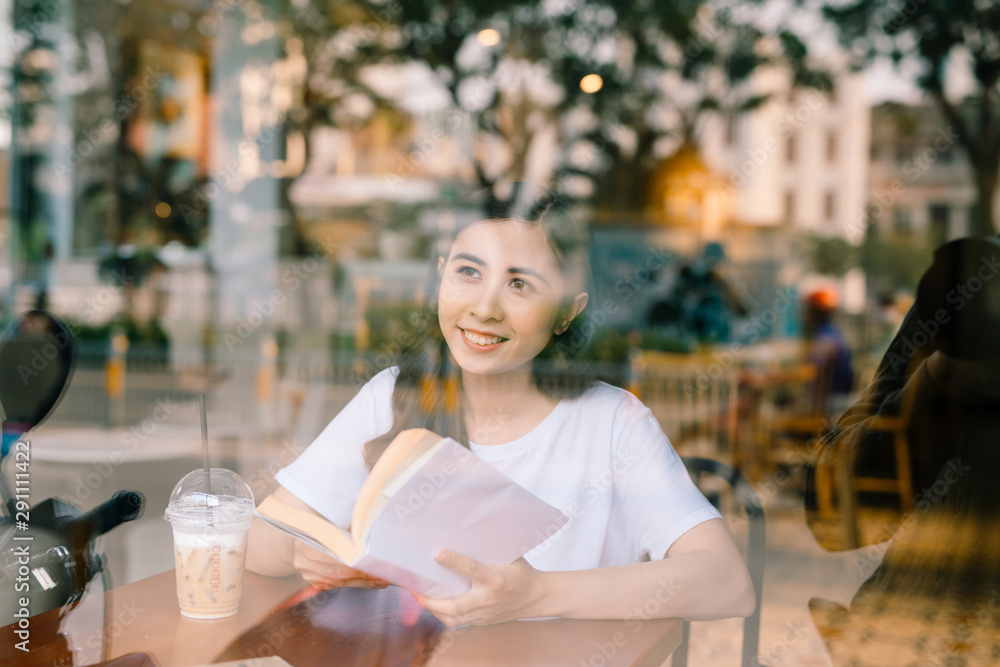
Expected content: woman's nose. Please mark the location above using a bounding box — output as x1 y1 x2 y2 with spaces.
471 282 504 321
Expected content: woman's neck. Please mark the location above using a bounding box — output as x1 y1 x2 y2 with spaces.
460 368 557 445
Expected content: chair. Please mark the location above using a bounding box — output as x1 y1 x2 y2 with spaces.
848 381 915 512
739 360 840 516
629 350 740 463
673 456 765 667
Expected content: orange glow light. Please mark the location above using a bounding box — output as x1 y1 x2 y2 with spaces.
477 29 500 47
580 74 603 94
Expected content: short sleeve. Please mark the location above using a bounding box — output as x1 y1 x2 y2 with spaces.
612 406 721 560
273 368 397 528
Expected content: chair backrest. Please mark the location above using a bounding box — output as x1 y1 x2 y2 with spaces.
629 350 740 461
673 456 765 667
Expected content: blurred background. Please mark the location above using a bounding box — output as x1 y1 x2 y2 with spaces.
2 0 999 664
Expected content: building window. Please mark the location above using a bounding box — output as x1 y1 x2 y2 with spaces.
929 204 949 244
826 132 837 163
785 134 795 163
824 192 836 220
785 191 795 222
894 208 913 233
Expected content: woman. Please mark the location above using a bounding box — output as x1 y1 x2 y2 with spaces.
247 187 754 626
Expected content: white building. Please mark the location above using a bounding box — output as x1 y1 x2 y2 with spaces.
699 67 871 241
868 102 987 242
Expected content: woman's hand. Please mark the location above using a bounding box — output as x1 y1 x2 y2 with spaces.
291 540 390 590
413 550 546 626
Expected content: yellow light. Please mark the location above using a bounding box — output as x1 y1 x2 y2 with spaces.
155 202 171 218
580 74 603 94
477 28 500 47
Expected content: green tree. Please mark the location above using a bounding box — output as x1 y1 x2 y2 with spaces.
822 0 1000 237
337 1 822 212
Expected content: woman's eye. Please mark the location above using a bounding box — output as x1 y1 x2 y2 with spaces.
510 278 532 292
456 266 479 279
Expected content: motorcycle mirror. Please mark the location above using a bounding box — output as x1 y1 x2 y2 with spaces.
0 310 76 458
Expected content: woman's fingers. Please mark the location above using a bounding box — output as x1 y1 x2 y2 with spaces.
292 541 390 589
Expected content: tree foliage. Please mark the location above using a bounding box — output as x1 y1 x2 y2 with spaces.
276 0 826 213
822 0 1000 236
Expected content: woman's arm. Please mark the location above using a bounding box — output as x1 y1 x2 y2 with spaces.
541 519 755 620
245 485 389 589
245 486 304 577
415 518 755 626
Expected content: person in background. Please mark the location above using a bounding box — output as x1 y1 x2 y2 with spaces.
803 288 855 416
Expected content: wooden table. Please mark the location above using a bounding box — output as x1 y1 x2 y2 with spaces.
4 570 681 667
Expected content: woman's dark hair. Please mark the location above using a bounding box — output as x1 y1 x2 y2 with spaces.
362 184 602 468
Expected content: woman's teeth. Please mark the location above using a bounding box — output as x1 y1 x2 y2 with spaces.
463 330 505 346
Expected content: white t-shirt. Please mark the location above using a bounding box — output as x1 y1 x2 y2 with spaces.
275 367 720 571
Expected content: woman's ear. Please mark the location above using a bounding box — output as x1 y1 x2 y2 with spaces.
554 292 589 334
437 256 445 274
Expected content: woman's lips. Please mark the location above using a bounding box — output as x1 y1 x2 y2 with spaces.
460 328 508 349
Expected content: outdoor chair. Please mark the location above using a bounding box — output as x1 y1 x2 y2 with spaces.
674 456 765 667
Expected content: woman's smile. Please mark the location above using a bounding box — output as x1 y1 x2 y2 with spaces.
459 327 509 349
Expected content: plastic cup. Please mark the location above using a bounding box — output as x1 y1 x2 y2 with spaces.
163 468 255 619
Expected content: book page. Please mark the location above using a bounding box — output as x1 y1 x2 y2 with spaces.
256 496 359 563
362 436 569 598
352 429 442 539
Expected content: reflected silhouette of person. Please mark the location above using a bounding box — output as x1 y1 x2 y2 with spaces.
808 237 1000 665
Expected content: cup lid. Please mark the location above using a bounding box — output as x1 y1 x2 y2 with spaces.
164 468 255 526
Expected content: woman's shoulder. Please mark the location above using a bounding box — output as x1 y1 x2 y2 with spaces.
569 380 651 421
347 366 399 413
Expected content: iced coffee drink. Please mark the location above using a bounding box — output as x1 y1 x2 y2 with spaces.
165 469 255 619
173 528 248 619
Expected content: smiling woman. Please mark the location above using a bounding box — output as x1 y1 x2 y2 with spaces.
437 221 588 387
246 184 755 627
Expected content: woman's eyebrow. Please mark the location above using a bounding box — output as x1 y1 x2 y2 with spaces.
452 252 485 266
508 266 550 287
452 252 550 287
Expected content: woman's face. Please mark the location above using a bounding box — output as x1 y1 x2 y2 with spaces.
437 220 587 380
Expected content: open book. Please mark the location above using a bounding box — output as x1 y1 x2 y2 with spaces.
256 428 569 598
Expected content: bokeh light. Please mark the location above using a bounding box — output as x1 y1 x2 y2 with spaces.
580 74 603 94
477 29 501 47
